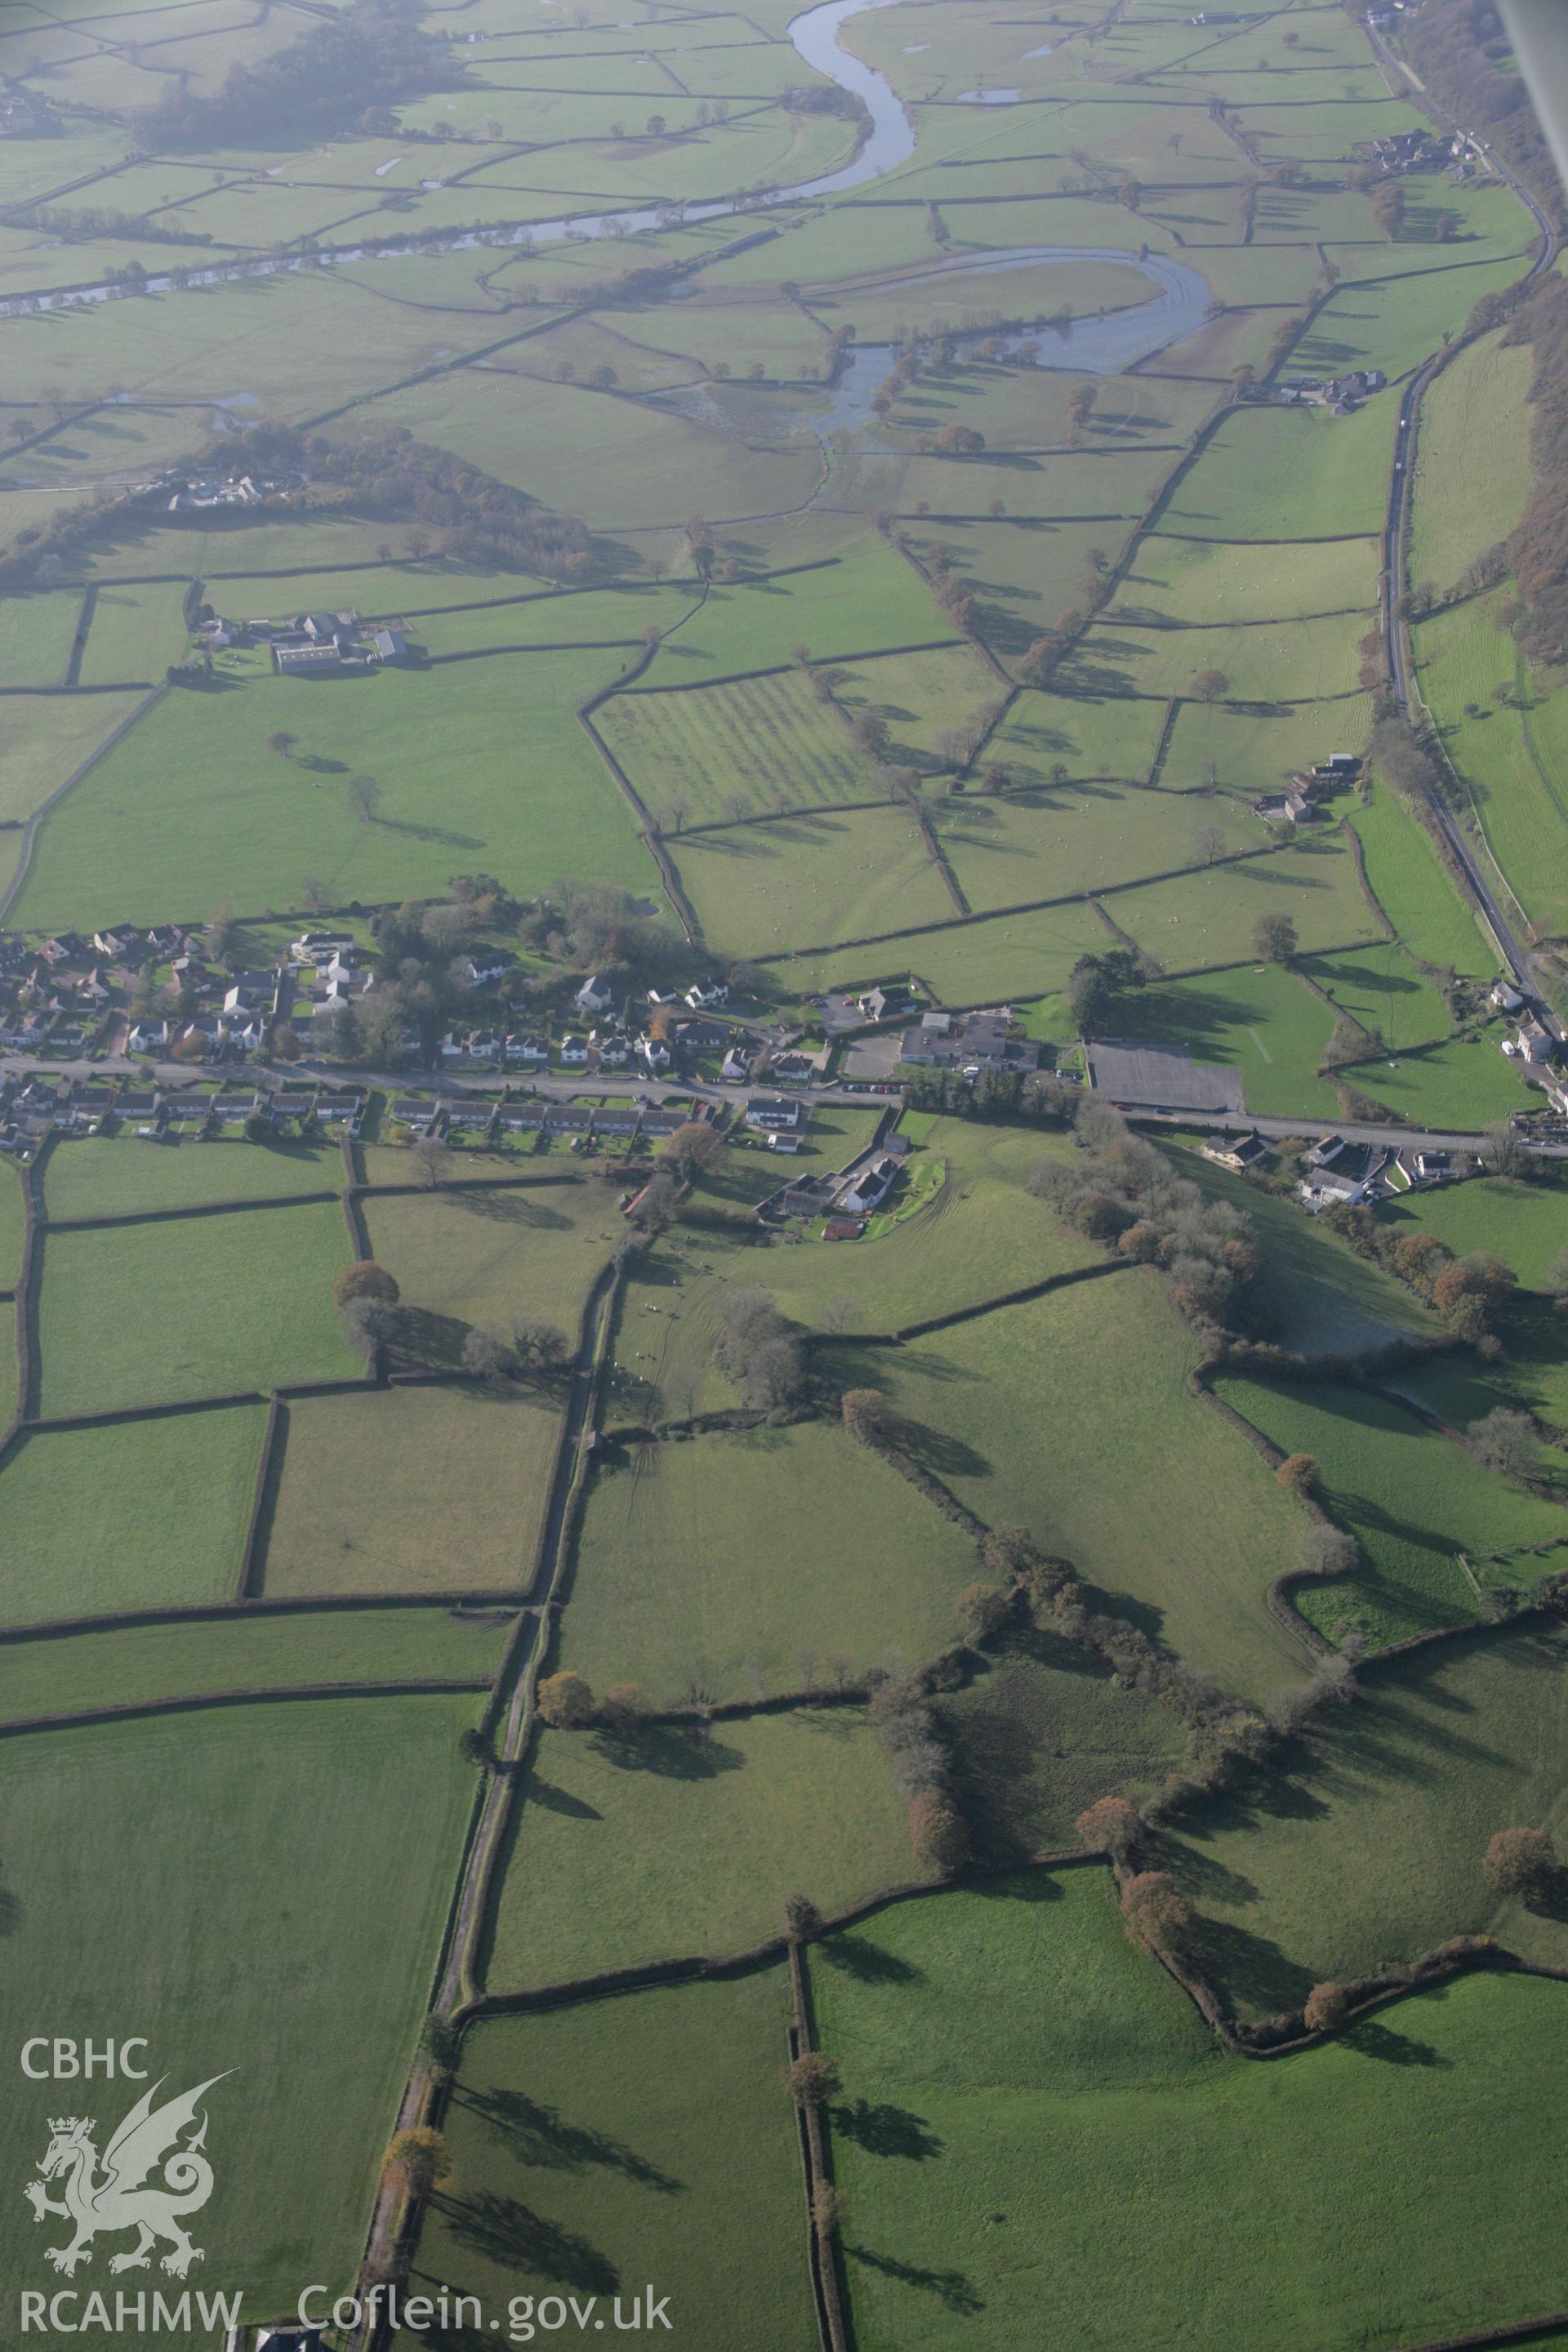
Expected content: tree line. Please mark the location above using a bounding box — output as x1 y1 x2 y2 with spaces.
131 0 457 150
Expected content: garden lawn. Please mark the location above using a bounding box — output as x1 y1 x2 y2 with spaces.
0 688 148 826
1160 402 1395 541
1108 836 1379 968
78 580 190 685
849 1272 1310 1702
813 1869 1568 2351
1113 962 1341 1119
670 805 953 958
43 1132 341 1220
0 1698 477 2319
10 652 658 933
1349 780 1493 975
485 1708 911 1989
1214 1374 1566 1650
0 1405 266 1625
1164 1620 1568 2005
362 1177 620 1352
562 1420 979 1705
416 1976 817 2352
260 1385 562 1598
1378 1175 1568 1296
35 1202 359 1414
1410 327 1535 594
0 1603 506 1724
595 668 882 827
636 539 942 684
934 786 1258 915
1125 533 1379 626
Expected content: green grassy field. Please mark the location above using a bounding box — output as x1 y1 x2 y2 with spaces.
484 1708 911 1991
1333 1027 1531 1129
1114 960 1343 1118
416 1976 817 2352
1410 328 1535 595
1214 1373 1566 1649
0 688 150 827
1108 835 1379 969
260 1384 563 1598
777 897 1116 1001
595 668 883 827
942 1650 1186 1858
0 590 83 688
813 1869 1568 2351
1414 593 1568 940
935 787 1259 916
11 648 658 932
985 687 1169 787
670 804 954 957
1124 533 1379 627
1305 940 1452 1052
1161 403 1395 542
43 1131 342 1220
835 1271 1310 1702
1157 693 1373 795
1379 1174 1568 1294
0 1698 477 2323
1349 780 1494 975
362 1176 620 1352
0 1602 506 1722
1163 1619 1568 2004
562 1419 979 1705
636 541 943 685
78 581 191 686
828 643 1002 768
36 1203 360 1414
0 1405 267 1624
1067 610 1364 704
1298 257 1534 383
0 1162 24 1288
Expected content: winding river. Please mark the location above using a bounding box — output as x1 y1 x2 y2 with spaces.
0 0 1214 377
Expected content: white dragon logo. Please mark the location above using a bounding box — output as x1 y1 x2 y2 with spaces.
24 2074 232 2278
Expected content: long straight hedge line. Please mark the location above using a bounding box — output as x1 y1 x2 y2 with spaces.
0 1675 494 1742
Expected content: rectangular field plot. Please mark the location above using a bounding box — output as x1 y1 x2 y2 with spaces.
77 580 190 685
561 1420 978 1706
1124 532 1379 626
1217 1374 1566 1649
0 1602 506 1726
417 1980 817 2352
781 894 1112 1000
670 804 955 957
0 1405 267 1625
1160 403 1396 541
1334 1030 1535 1129
1107 835 1380 967
259 1385 561 1598
0 590 83 688
943 782 1261 911
11 652 657 933
1157 692 1372 793
1410 329 1535 595
898 443 1175 520
595 669 881 827
0 1163 24 1287
905 515 1125 666
855 1272 1309 1702
813 1871 1568 2352
987 687 1169 786
1305 942 1452 1053
43 1131 341 1221
361 1177 620 1352
638 538 944 684
827 642 1001 768
1066 610 1363 703
485 1708 911 1991
0 1698 476 2317
35 1203 360 1415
